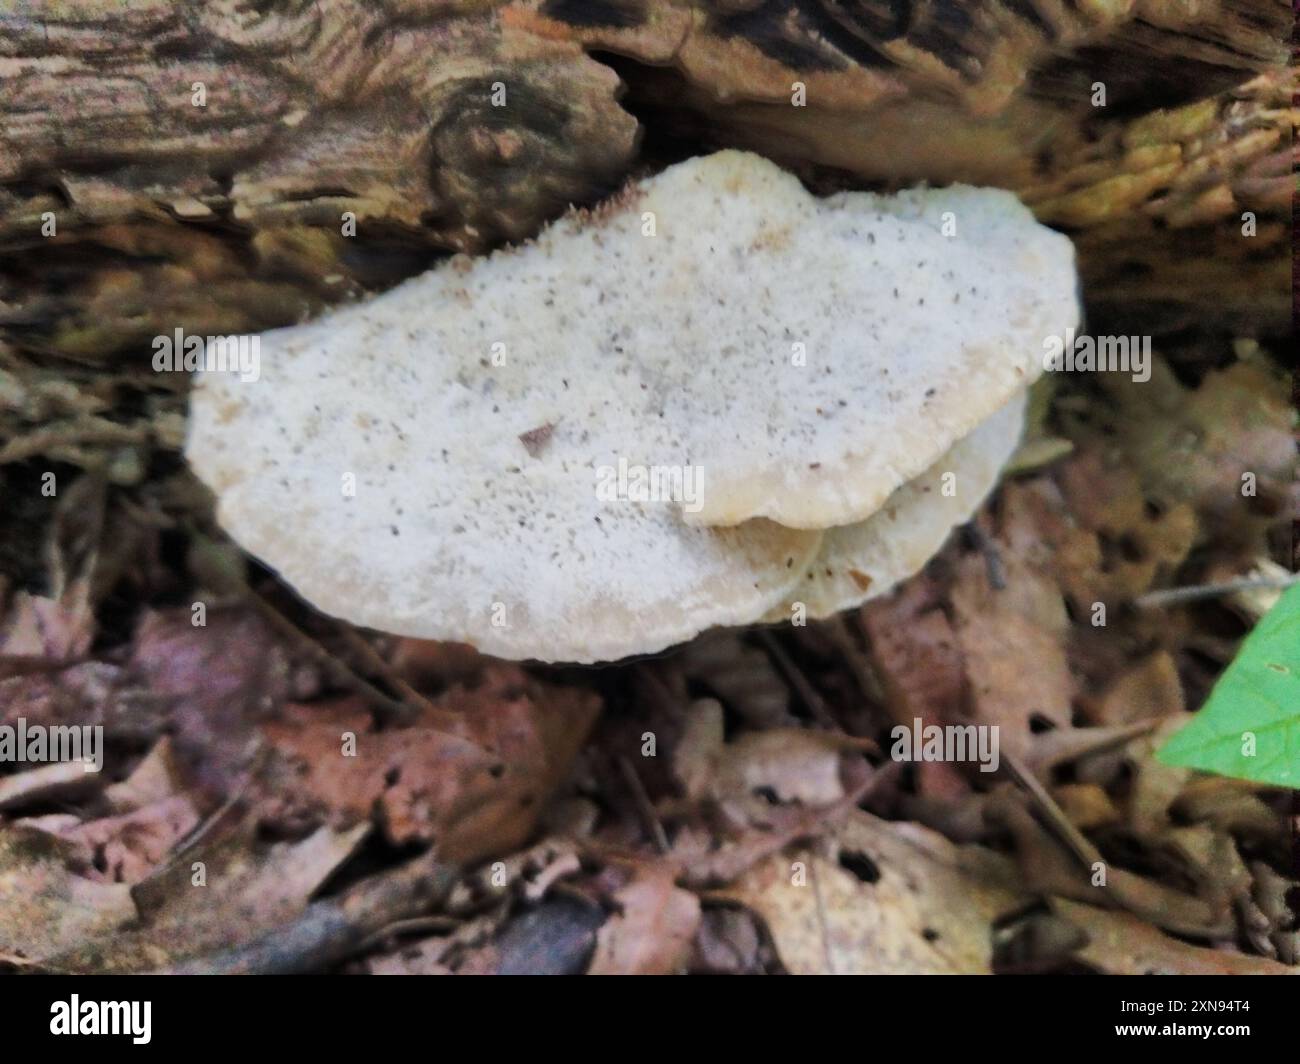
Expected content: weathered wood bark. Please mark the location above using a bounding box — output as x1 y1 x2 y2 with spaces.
0 0 1292 363
0 1 639 359
546 0 1293 334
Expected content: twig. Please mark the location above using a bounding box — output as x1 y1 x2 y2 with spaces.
1024 718 1157 776
243 592 417 724
0 416 152 464
189 532 417 723
617 755 670 854
963 520 1006 590
1002 752 1102 868
999 757 1236 939
136 791 250 896
821 616 884 703
1135 574 1299 610
810 857 836 975
160 852 460 974
756 629 836 727
353 914 461 953
335 626 457 728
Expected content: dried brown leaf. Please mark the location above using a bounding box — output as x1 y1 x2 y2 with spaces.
589 865 701 975
1051 898 1296 975
49 818 368 973
0 825 135 967
721 810 1028 974
258 665 600 863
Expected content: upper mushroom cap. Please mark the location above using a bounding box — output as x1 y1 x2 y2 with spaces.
632 155 1074 529
187 151 1076 662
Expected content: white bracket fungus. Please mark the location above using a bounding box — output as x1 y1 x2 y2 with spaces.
187 151 1077 662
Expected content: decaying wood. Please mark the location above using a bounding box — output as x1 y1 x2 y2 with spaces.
0 1 639 359
549 0 1293 333
0 0 1291 363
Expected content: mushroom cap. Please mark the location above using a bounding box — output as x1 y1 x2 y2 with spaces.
630 152 1074 528
191 448 820 661
187 151 1075 662
762 391 1027 624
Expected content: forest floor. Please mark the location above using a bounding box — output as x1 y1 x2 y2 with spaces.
0 322 1295 974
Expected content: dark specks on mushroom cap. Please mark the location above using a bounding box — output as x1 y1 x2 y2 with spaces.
519 422 557 458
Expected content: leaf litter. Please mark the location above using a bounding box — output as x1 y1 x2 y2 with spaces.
0 341 1293 975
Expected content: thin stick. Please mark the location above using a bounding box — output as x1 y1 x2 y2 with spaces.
244 592 417 724
1002 752 1102 868
810 857 837 975
821 616 884 703
1135 574 1299 609
0 417 152 464
353 914 461 953
159 852 460 974
335 627 456 727
964 521 1006 590
190 531 416 723
618 755 670 854
756 629 836 727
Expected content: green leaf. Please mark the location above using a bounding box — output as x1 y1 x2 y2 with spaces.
1157 580 1300 788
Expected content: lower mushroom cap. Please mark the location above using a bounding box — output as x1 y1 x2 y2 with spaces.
762 391 1027 624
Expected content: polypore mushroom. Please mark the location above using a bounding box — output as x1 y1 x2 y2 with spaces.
187 151 1077 662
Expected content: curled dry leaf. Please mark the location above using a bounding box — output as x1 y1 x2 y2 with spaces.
0 661 166 745
1090 651 1185 726
1100 358 1295 540
1171 780 1284 839
861 575 968 730
0 739 204 965
992 795 1234 939
49 739 204 886
1249 862 1298 965
949 552 1074 762
1050 899 1297 975
1055 447 1198 602
0 760 99 811
1051 783 1121 832
673 698 872 811
56 796 202 887
1122 720 1194 838
1159 824 1253 914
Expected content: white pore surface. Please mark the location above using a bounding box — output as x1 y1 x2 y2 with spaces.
187 151 1075 662
763 391 1027 623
